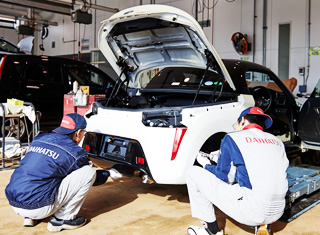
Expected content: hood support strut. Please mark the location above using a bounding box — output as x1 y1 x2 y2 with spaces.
192 49 224 105
106 56 131 107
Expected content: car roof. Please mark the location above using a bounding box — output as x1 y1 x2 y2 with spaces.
222 59 274 73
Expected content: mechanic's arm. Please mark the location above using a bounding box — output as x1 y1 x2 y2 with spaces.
93 168 122 186
205 135 235 183
74 154 110 186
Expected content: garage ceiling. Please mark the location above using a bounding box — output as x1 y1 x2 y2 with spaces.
0 0 118 26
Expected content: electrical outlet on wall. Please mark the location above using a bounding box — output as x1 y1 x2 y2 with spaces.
299 67 305 76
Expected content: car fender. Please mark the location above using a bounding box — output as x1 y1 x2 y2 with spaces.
147 94 255 184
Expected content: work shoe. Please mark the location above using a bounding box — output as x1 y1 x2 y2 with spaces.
187 225 224 235
108 168 122 179
23 217 37 227
47 215 86 232
255 224 270 235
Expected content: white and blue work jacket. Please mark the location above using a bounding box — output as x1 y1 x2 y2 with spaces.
205 124 288 198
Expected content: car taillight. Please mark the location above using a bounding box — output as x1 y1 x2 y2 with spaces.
171 128 187 161
137 157 145 165
84 145 90 151
0 55 7 80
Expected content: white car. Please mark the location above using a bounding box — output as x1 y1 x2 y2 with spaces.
83 5 320 184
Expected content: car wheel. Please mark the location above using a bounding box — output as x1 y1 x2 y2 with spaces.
200 132 226 153
301 150 320 166
3 118 27 141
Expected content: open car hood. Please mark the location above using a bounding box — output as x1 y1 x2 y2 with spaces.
98 4 235 90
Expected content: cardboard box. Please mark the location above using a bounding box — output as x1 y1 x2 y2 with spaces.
7 98 24 105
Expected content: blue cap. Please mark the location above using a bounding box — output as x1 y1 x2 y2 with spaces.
238 107 273 129
53 113 87 135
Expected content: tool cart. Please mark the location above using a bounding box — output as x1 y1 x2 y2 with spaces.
0 101 40 170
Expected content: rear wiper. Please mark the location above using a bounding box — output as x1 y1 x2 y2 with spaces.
192 49 223 105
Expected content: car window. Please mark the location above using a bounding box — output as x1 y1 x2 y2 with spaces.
245 71 282 92
311 79 320 98
143 67 220 89
6 58 23 77
66 64 106 88
24 62 63 84
245 71 271 82
139 68 160 88
0 39 20 53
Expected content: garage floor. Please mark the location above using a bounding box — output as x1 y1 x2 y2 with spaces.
1 169 320 235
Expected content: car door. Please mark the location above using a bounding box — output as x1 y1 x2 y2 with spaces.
22 57 65 123
298 79 320 150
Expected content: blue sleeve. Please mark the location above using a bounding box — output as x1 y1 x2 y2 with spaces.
213 135 252 188
212 135 234 183
205 164 217 174
66 149 90 173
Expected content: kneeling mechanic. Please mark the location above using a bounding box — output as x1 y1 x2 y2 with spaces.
5 113 122 232
186 107 289 235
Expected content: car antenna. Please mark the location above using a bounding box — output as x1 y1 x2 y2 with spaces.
192 49 218 105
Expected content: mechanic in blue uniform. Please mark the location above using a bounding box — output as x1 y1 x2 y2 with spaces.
186 107 289 235
5 113 122 232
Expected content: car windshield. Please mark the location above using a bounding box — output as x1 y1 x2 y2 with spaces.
141 67 221 89
245 71 284 92
0 39 20 53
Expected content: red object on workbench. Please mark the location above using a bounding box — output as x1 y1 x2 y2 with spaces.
63 94 106 116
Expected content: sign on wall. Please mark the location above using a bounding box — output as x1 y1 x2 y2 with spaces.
309 46 320 56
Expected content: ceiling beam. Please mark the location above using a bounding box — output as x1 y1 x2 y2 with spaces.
0 7 59 26
51 0 119 13
0 0 119 15
0 0 71 15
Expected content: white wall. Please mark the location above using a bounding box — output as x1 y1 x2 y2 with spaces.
213 0 319 94
1 0 319 93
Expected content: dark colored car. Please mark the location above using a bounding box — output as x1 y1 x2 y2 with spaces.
0 54 116 139
222 59 320 159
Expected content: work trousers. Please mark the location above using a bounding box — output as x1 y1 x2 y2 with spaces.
186 166 285 226
13 165 96 220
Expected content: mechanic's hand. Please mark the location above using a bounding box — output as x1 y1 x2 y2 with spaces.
209 150 220 163
197 152 211 168
107 168 122 179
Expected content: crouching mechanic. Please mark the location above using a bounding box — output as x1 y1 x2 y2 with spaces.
186 107 289 235
5 113 122 232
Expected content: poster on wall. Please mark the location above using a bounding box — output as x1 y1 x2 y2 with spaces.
240 57 250 61
309 46 320 55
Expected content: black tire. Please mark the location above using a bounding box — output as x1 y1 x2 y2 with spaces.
301 150 320 166
0 117 28 141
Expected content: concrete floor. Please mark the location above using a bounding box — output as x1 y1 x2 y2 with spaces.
1 168 320 235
